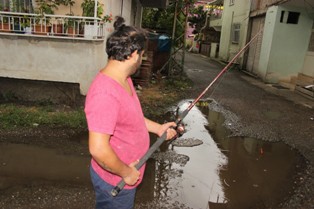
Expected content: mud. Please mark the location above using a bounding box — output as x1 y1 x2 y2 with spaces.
171 138 203 147
151 150 190 167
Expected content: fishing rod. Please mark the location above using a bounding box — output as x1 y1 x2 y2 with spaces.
111 30 262 197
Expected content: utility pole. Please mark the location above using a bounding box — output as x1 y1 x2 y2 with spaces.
168 0 190 76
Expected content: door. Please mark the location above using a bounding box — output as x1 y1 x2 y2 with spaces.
246 16 265 75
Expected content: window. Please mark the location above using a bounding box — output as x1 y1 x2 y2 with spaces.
0 0 10 10
232 23 241 44
0 0 33 13
280 10 300 24
230 0 235 6
287 11 300 24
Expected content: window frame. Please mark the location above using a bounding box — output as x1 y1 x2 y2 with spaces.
231 23 241 44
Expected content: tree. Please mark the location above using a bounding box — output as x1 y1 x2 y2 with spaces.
142 7 174 35
35 0 59 15
188 5 208 38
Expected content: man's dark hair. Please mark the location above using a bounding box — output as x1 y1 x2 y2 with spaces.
106 16 147 61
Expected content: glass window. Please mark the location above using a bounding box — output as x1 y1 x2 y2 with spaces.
0 0 33 13
232 23 240 44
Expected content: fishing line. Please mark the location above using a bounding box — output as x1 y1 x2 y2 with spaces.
205 63 232 100
209 41 258 102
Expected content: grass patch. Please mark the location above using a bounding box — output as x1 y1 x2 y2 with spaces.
0 104 86 130
0 74 193 131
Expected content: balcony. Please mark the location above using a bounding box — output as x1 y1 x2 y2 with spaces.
0 11 106 40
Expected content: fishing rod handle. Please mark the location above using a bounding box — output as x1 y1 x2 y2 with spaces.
111 132 167 197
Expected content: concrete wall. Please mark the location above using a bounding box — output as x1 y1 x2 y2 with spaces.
219 0 250 66
0 35 106 95
258 6 276 80
102 0 143 39
259 6 313 83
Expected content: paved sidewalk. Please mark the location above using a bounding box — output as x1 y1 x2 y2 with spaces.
241 75 314 109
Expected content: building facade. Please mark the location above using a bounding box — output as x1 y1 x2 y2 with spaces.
0 0 145 97
217 0 314 93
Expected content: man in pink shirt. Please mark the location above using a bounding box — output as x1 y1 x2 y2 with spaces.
84 16 177 209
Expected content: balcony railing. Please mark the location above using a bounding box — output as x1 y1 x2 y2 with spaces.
0 11 106 40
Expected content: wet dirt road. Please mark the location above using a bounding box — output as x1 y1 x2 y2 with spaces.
0 52 313 209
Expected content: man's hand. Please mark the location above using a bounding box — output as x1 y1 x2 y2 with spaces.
144 118 184 141
123 160 140 186
89 132 141 185
158 122 178 140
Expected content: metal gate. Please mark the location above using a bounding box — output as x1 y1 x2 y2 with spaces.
200 42 211 56
246 16 265 75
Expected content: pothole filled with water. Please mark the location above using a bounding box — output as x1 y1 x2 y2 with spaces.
135 99 306 209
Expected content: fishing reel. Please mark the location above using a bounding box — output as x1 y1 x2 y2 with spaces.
175 123 185 137
173 107 186 138
167 121 185 139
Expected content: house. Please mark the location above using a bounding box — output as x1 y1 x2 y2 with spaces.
219 0 251 65
218 0 314 98
201 0 223 57
186 0 223 55
248 0 314 89
0 0 167 104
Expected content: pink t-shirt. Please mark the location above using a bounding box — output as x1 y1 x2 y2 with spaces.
84 73 149 189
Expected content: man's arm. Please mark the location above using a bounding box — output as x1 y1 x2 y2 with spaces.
88 131 140 186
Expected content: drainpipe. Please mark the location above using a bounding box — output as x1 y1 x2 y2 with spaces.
94 0 98 30
94 0 98 18
243 0 254 67
121 0 124 16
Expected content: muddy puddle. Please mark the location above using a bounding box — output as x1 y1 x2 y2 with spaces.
0 143 91 191
135 99 306 209
0 99 306 209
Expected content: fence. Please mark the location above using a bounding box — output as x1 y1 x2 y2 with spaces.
0 11 106 40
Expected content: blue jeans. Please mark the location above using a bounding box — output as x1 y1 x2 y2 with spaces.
90 166 136 209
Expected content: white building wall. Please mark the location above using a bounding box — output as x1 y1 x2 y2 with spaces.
219 0 250 66
258 6 277 80
259 5 313 83
0 36 106 95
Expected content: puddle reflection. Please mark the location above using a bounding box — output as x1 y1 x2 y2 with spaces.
136 100 305 209
0 143 91 190
203 100 305 209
